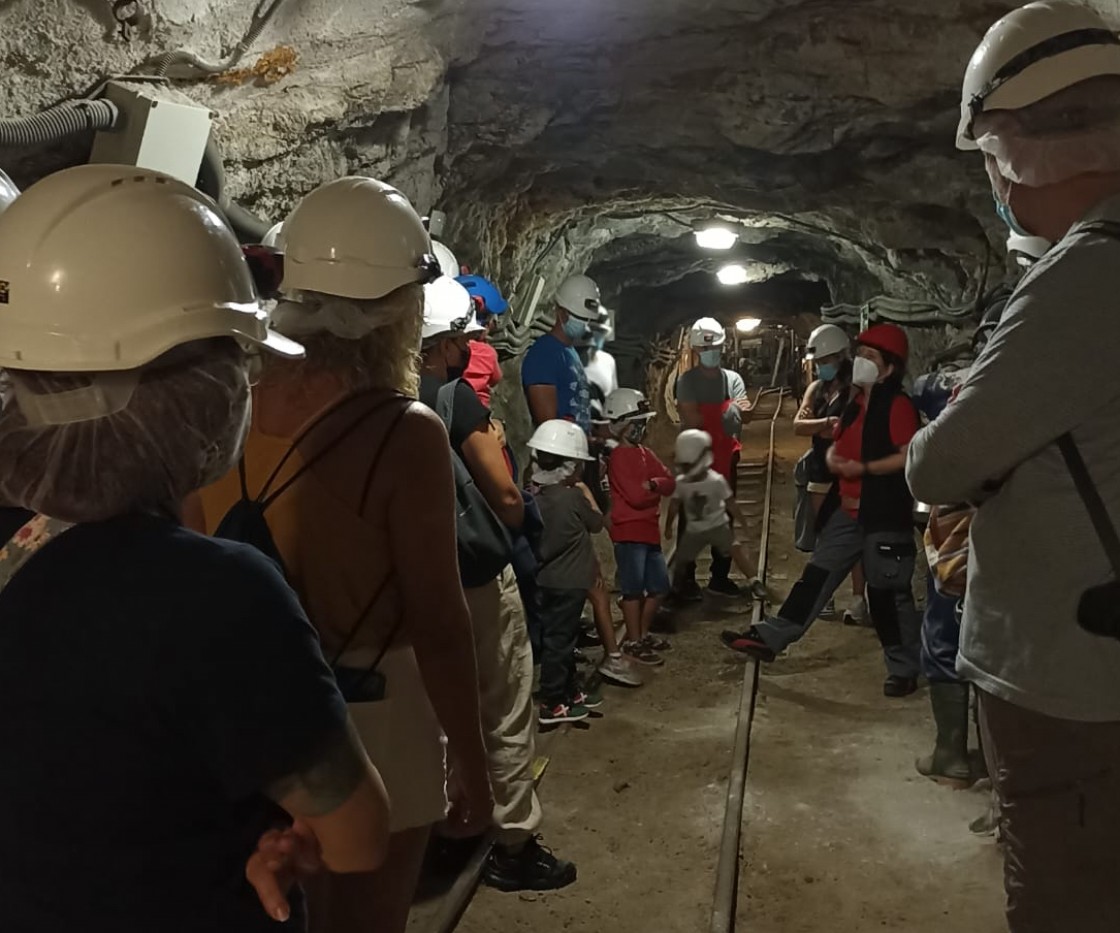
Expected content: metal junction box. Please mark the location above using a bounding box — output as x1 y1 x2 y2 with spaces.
89 81 215 186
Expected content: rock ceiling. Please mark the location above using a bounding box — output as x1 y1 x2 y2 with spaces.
1 0 1098 332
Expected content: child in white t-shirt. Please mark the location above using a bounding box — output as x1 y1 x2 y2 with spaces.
665 429 767 599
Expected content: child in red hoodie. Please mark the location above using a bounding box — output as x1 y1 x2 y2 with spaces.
604 389 676 667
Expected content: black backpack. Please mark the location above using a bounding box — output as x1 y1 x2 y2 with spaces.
215 394 410 700
435 380 513 588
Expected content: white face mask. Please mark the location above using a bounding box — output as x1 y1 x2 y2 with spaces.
852 356 881 388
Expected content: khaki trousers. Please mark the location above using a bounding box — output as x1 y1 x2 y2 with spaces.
464 566 543 846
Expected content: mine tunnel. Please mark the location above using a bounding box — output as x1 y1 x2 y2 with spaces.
1 2 1119 933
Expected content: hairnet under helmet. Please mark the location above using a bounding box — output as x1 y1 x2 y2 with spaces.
0 165 276 521
0 345 251 523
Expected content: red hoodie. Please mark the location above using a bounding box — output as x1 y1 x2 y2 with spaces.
607 444 675 545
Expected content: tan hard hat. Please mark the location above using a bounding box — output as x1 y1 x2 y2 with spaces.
278 176 439 299
0 164 302 373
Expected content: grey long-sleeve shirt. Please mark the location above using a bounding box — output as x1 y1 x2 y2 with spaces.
907 195 1120 722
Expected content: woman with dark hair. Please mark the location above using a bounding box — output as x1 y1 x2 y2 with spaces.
725 324 923 697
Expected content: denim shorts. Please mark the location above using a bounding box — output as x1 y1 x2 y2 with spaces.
614 541 671 598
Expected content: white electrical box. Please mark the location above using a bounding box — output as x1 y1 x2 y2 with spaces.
89 81 215 186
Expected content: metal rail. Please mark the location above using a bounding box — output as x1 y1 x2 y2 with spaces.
419 388 785 933
709 387 784 933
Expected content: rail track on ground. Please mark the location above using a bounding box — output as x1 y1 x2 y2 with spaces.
414 386 787 933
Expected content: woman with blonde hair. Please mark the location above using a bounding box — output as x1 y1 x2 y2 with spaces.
193 177 492 933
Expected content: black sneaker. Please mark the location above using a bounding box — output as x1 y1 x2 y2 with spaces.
483 836 577 892
883 675 919 698
577 626 602 648
707 578 743 598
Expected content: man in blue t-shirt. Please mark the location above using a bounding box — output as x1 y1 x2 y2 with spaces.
521 274 600 435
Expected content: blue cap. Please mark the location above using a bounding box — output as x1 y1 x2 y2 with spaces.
456 274 509 315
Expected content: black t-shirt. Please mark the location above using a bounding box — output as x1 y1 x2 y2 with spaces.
418 374 490 456
0 509 348 933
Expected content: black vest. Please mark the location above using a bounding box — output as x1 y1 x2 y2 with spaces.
858 383 916 533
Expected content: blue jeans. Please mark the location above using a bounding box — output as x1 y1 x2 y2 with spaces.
614 541 671 599
920 572 962 683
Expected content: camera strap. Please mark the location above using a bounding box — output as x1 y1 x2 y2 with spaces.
1057 433 1120 576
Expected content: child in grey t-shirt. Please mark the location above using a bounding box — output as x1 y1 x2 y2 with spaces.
666 429 767 600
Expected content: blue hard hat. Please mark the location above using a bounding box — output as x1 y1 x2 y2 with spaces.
456 274 509 315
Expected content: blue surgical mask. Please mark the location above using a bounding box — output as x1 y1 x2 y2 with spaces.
817 362 839 382
563 315 590 342
699 349 721 368
592 333 607 351
994 195 1031 238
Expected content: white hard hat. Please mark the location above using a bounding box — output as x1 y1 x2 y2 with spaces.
689 317 726 348
957 1 1120 150
279 176 439 300
591 304 614 341
0 164 302 373
261 221 284 248
805 324 849 360
604 387 653 422
422 276 484 342
433 240 459 278
675 429 713 466
1007 232 1051 264
556 274 601 321
0 168 19 215
527 419 593 460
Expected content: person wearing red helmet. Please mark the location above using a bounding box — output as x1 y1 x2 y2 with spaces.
724 323 923 698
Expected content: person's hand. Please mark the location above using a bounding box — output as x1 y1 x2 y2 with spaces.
246 821 323 923
442 761 494 839
826 445 864 479
820 416 841 436
834 458 866 480
734 397 754 414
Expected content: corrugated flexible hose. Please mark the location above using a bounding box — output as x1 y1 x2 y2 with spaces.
0 100 119 148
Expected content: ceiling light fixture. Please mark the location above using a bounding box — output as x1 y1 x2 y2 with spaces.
717 263 749 286
694 225 738 251
735 317 762 334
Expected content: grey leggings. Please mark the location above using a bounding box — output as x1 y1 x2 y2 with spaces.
754 509 921 678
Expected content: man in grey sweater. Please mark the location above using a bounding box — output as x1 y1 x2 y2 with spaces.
907 5 1120 931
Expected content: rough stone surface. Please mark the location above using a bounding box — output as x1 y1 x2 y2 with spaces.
0 1 1109 345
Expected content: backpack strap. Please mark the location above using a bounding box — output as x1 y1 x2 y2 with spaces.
328 398 414 676
1057 432 1120 577
0 514 74 594
252 393 406 512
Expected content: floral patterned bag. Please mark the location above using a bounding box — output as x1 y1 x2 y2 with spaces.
0 514 73 593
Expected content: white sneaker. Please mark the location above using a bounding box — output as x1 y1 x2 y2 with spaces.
598 652 643 687
843 596 868 627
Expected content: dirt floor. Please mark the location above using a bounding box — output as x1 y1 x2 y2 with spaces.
447 403 1007 933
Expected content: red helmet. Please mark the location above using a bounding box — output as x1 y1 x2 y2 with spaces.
857 323 908 361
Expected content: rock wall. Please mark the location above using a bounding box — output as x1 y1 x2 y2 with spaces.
0 0 1103 352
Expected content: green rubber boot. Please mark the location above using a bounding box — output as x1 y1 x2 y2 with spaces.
916 681 973 789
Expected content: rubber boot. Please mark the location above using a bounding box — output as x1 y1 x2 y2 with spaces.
915 681 973 789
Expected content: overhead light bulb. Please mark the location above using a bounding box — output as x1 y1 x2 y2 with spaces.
694 226 738 251
735 317 761 333
717 264 748 286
